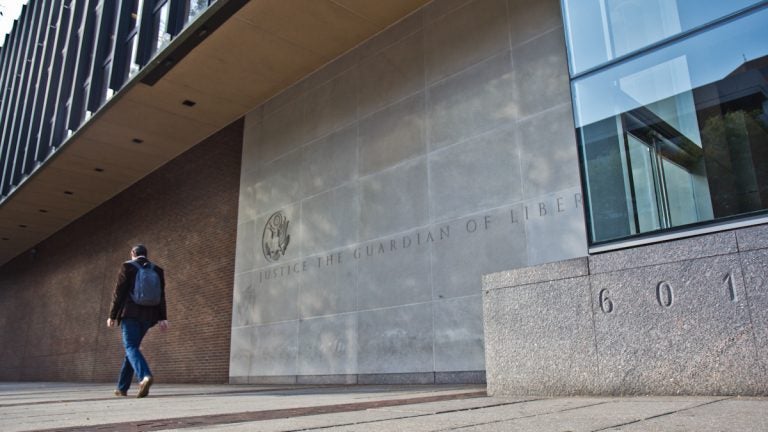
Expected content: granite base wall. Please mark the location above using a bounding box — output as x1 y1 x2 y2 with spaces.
483 225 768 396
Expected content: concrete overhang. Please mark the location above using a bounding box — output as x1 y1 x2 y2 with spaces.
0 0 430 265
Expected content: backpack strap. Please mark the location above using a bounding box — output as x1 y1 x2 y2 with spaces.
126 259 152 269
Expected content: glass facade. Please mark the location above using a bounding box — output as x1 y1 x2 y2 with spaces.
0 0 219 198
564 1 768 244
562 0 764 75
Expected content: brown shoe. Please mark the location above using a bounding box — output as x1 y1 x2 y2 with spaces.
114 389 127 397
137 376 153 398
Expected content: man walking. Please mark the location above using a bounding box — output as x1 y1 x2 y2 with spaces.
107 244 168 398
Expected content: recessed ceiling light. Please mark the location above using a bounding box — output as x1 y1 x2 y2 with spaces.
182 99 196 107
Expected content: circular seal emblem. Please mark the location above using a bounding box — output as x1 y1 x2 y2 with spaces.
262 211 291 262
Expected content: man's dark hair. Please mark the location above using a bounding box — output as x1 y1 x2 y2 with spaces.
132 244 148 257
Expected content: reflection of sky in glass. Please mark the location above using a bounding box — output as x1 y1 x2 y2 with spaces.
562 0 609 74
573 7 768 128
675 0 762 30
563 0 764 74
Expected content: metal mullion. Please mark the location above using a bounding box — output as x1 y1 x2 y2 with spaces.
66 0 98 131
87 0 116 111
0 35 8 69
0 54 7 100
168 0 186 36
111 0 138 89
15 0 54 181
77 1 101 116
0 33 12 100
0 22 20 171
137 0 154 68
0 20 25 195
0 19 22 112
652 136 672 229
89 1 120 111
0 5 34 195
33 1 70 164
0 17 27 180
7 0 45 187
48 0 86 150
23 0 61 175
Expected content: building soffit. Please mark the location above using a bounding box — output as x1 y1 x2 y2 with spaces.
0 0 431 265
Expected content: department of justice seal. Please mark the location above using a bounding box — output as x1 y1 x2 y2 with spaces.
262 211 290 262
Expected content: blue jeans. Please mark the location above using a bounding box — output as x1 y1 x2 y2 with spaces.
117 318 153 392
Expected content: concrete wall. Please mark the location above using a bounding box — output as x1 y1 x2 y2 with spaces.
483 225 768 396
232 0 586 384
0 121 242 383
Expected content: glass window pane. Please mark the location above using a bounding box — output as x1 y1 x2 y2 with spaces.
100 61 112 102
575 7 768 243
562 0 764 74
187 0 209 24
128 34 139 77
663 158 700 226
627 134 662 232
154 2 171 52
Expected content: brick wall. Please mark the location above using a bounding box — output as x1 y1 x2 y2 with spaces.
0 119 243 384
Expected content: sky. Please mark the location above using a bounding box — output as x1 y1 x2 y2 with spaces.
0 0 29 48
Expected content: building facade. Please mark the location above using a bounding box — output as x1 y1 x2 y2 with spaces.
0 0 766 394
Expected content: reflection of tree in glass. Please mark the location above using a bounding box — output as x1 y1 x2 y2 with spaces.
189 0 208 20
701 109 768 216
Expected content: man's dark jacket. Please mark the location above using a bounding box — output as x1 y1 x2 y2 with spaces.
109 257 167 325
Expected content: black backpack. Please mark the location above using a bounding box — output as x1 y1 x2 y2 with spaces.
128 260 162 306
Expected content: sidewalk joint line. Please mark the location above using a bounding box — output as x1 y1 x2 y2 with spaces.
439 400 612 431
282 399 546 432
590 397 734 432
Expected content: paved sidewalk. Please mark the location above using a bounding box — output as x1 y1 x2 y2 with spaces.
0 382 766 431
